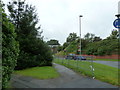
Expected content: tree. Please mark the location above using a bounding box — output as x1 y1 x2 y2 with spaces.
47 39 60 45
47 39 60 54
93 36 102 42
62 32 79 50
84 33 95 43
85 39 118 56
106 29 119 40
57 45 63 52
7 0 41 38
7 0 53 70
63 42 69 50
67 32 79 43
2 2 19 88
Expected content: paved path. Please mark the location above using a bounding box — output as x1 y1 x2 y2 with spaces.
11 63 118 88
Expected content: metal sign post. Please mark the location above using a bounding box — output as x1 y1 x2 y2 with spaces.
114 14 120 46
113 2 120 82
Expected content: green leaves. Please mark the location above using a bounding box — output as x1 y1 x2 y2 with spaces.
2 0 53 88
2 9 19 88
7 0 53 70
66 32 79 43
61 30 118 56
47 39 60 45
85 39 118 56
106 29 119 40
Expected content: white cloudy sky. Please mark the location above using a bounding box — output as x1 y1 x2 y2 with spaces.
3 0 119 45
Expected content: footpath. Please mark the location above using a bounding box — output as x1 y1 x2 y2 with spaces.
11 63 118 88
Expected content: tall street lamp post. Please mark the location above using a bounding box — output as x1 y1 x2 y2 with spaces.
77 15 83 69
79 15 83 56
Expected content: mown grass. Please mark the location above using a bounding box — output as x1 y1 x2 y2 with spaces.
7 82 12 88
14 66 59 79
94 58 119 61
54 58 119 86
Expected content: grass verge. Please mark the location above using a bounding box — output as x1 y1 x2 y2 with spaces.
53 58 119 86
7 82 12 88
94 58 119 61
14 66 59 79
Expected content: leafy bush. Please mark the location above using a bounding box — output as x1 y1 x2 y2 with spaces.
2 11 19 88
65 41 78 54
85 39 119 56
7 1 53 70
15 38 53 70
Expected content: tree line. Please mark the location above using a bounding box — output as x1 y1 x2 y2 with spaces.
1 0 53 88
57 30 119 56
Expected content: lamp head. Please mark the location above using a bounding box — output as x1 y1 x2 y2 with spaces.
79 15 83 17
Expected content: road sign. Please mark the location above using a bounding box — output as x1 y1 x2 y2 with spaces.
113 19 120 28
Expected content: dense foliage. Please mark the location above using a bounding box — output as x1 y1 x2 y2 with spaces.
47 39 60 45
57 30 119 56
16 38 53 70
85 39 118 55
2 5 19 88
84 30 119 56
7 0 53 70
47 39 60 54
2 0 53 87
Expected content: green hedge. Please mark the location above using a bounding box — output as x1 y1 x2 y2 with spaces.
85 39 119 56
2 11 19 88
7 1 53 70
15 38 53 70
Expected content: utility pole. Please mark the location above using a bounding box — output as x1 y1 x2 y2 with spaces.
77 15 83 69
79 15 83 56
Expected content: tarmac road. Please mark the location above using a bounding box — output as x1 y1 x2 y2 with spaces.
57 57 119 68
86 60 119 68
11 63 118 88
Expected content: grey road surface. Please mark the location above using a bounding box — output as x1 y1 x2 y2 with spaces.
11 63 118 88
57 57 119 68
90 60 119 68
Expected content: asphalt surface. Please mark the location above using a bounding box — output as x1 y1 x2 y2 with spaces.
58 57 119 68
92 61 119 68
11 63 118 88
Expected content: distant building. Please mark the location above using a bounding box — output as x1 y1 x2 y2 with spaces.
48 45 59 54
48 45 59 48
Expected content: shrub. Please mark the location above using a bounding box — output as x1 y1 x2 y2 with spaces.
15 39 53 70
7 1 53 70
2 11 19 88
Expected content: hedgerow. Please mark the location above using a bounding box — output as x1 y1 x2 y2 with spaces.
2 9 19 88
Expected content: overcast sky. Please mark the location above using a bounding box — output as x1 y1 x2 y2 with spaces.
3 0 119 45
